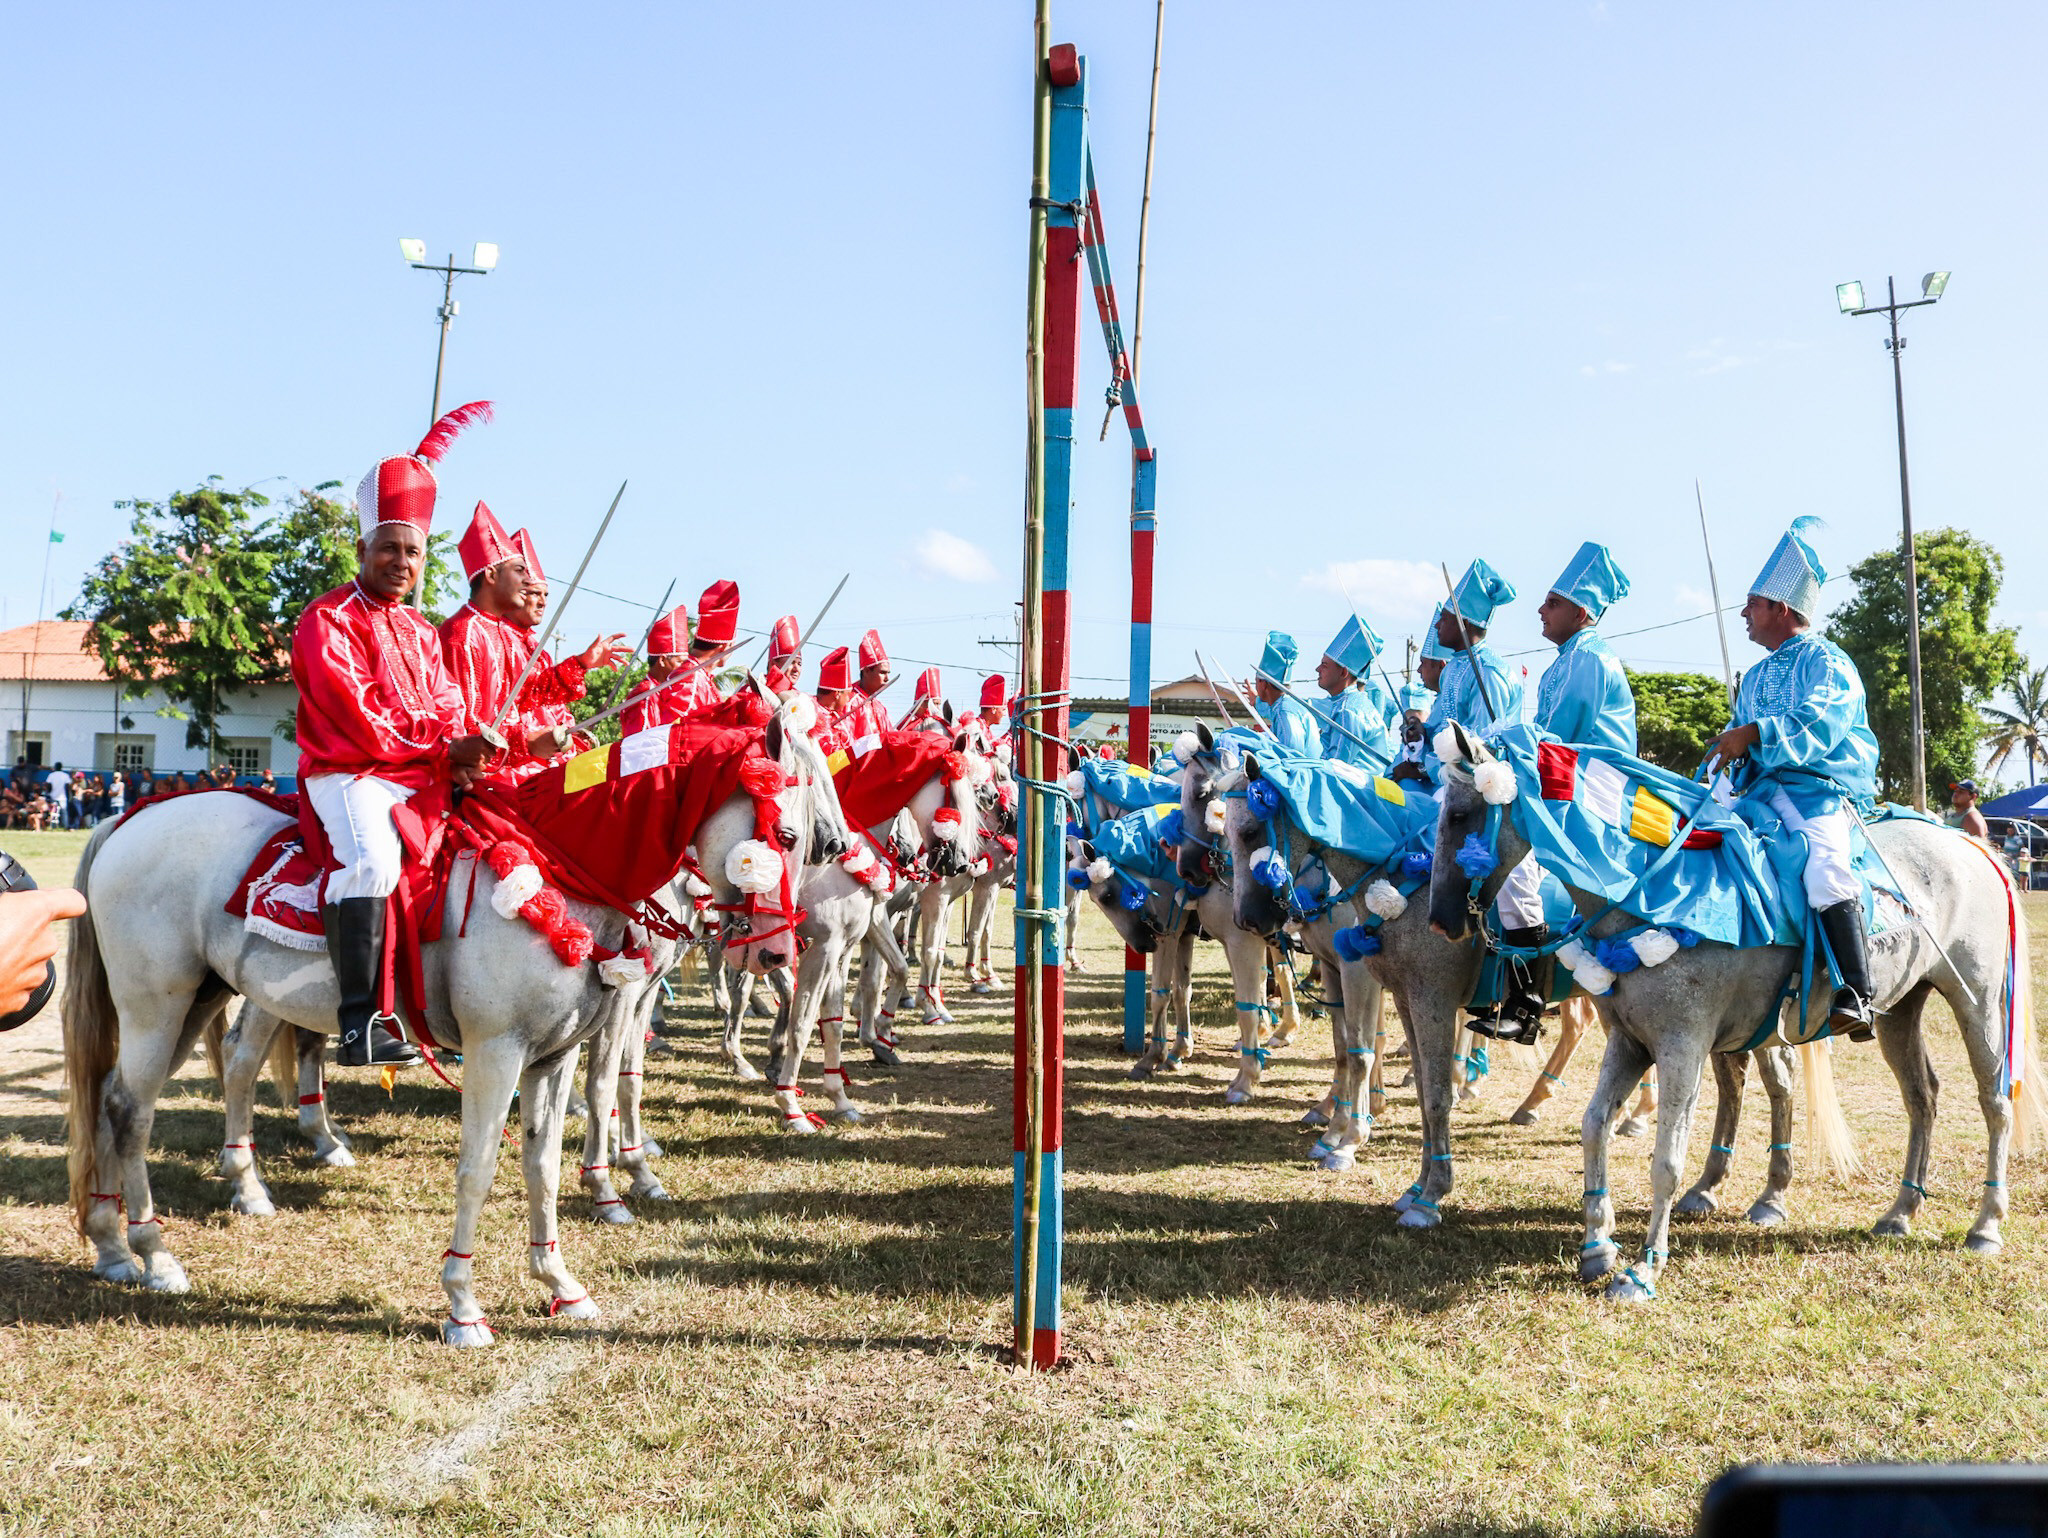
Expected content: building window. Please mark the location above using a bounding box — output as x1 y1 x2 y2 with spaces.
94 734 155 772
222 738 269 776
5 732 50 768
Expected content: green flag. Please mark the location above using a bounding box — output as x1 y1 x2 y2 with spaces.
49 531 63 543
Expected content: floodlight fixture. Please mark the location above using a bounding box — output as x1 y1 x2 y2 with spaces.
399 238 428 265
1836 281 1864 314
1921 270 1950 300
472 242 499 272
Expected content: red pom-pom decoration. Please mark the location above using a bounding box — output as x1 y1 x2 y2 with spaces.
488 839 533 879
738 759 788 799
550 920 594 967
520 887 570 931
940 751 971 785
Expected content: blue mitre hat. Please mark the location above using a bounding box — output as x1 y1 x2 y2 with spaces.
1420 604 1455 662
1255 630 1298 686
1750 517 1827 620
1399 680 1434 714
1449 558 1517 628
1549 541 1630 619
1322 613 1383 679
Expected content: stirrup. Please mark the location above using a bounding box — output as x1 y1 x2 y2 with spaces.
1829 988 1876 1042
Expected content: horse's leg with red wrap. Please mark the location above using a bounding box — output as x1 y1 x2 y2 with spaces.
520 1046 600 1321
442 1037 525 1345
916 881 955 1026
859 896 911 1065
722 959 764 1081
218 1003 287 1216
815 937 861 1124
617 963 671 1200
577 990 637 1225
769 938 834 1133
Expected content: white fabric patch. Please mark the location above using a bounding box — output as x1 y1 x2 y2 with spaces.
1364 879 1408 920
620 727 670 778
1577 757 1627 826
1632 929 1680 967
491 864 544 919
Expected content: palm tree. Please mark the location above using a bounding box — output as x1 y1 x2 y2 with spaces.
1984 663 2048 787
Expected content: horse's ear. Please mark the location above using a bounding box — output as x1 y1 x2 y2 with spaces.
1081 840 1097 863
943 700 955 725
763 712 787 765
1450 721 1476 764
1196 721 1215 753
954 730 972 753
1244 752 1262 782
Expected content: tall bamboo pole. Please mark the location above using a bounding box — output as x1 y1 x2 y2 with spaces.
1131 1 1163 394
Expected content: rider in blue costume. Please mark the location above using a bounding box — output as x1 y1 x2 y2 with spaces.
1703 518 1882 1038
1480 542 1637 1044
1308 614 1398 772
1251 631 1319 756
1397 561 1523 784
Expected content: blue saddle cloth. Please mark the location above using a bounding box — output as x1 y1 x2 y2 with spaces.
1246 754 1442 874
1088 802 1183 888
1077 756 1181 820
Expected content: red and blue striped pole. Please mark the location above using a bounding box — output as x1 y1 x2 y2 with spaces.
1078 147 1158 1056
1014 31 1084 1372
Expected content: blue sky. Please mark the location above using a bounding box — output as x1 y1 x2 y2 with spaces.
5 2 2043 711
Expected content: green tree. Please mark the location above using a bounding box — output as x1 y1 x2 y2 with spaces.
1827 527 2021 800
1625 669 1728 774
1984 662 2048 789
573 661 648 746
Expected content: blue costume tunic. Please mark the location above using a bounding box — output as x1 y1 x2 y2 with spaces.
1424 643 1523 739
1726 631 1879 816
1534 627 1637 755
1307 687 1395 772
1361 672 1402 738
1255 692 1321 757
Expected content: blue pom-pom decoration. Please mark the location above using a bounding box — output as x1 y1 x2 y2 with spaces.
1066 821 1085 840
1594 937 1642 975
1117 880 1149 912
1157 808 1185 846
1400 851 1433 880
1065 867 1092 890
1454 833 1497 881
1671 926 1700 948
1293 883 1323 915
1333 925 1382 961
1467 1045 1490 1080
1246 779 1282 820
1254 855 1290 893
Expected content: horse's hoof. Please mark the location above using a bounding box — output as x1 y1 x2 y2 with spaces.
95 1257 145 1286
869 1044 901 1067
922 1008 955 1026
229 1191 276 1218
970 982 993 996
1222 1086 1251 1107
551 1295 602 1321
1616 1116 1649 1139
1317 1148 1357 1174
1397 1072 1414 1089
142 1257 192 1294
629 1179 671 1201
443 1318 496 1348
315 1143 356 1168
1673 1190 1717 1219
729 1060 766 1083
1392 1187 1417 1214
1578 1245 1618 1283
1966 1233 2004 1257
1456 1087 1481 1107
640 1136 665 1158
591 1202 636 1226
1394 1204 1441 1230
1872 1216 1911 1238
780 1117 821 1136
1298 1108 1331 1131
1509 1107 1540 1127
1128 1061 1155 1082
897 992 917 1009
1746 1200 1787 1228
837 1107 865 1125
1603 1274 1656 1304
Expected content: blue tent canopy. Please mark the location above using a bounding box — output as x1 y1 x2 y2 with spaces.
1981 783 2048 821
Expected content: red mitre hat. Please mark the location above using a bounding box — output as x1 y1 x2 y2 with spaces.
356 401 492 542
857 629 888 671
914 666 941 703
979 673 1007 710
695 580 740 647
816 647 852 692
511 528 545 585
769 614 800 660
646 603 689 657
457 500 516 582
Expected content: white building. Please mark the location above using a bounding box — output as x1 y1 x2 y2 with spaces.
0 622 299 779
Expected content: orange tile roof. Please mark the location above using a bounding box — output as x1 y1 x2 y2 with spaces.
0 622 110 682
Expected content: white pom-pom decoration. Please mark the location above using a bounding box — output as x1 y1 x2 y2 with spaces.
1556 938 1616 996
1173 730 1200 764
1365 879 1408 920
1204 799 1227 835
1433 727 1466 766
970 855 991 877
598 955 647 988
930 808 965 843
683 872 713 899
1064 771 1086 798
1473 760 1519 805
491 864 544 920
966 754 994 787
995 742 1013 766
1631 929 1680 968
840 844 876 876
1087 856 1115 886
725 839 785 896
782 693 818 732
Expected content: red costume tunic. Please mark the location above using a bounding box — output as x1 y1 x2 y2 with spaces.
810 696 851 761
839 687 893 757
620 666 721 737
291 581 466 789
437 603 589 780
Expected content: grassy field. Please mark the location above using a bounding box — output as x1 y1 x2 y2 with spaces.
3 825 2047 1536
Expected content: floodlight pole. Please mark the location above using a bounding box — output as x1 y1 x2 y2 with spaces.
412 253 493 432
1847 275 1940 812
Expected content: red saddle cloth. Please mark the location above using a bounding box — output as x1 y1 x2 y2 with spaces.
832 730 960 832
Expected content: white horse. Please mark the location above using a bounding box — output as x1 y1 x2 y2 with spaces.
63 706 840 1342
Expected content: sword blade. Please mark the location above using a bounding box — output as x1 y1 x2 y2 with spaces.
490 479 628 732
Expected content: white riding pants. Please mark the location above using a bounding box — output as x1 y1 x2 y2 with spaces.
1495 850 1547 930
1767 787 1859 909
305 773 414 902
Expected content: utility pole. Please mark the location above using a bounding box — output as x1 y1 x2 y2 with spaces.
1839 271 1949 812
400 240 498 432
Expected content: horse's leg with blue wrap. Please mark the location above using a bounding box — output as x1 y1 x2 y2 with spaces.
1607 1025 1711 1303
1221 922 1277 1106
1674 1050 1748 1218
1578 1025 1653 1284
1745 1045 1798 1226
1872 980 1943 1238
1168 926 1196 1068
1265 945 1302 1050
1313 955 1380 1173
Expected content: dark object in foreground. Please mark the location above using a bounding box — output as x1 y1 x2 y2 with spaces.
1702 1463 2048 1537
0 851 56 1032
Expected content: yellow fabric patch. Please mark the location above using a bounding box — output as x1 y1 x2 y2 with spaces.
1627 785 1676 846
564 744 611 795
1373 776 1405 806
825 749 850 776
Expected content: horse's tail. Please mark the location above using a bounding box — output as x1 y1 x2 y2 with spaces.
63 822 123 1238
200 1012 227 1089
1799 1038 1863 1182
270 1025 304 1111
1986 853 2046 1156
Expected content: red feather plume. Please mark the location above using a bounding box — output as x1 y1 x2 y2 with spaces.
414 400 495 464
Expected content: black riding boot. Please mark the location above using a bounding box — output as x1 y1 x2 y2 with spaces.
1473 925 1552 1045
326 897 421 1069
1817 899 1877 1041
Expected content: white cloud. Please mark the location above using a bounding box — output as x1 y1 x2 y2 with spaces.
1300 558 1443 634
912 528 999 584
1578 359 1634 377
1675 583 1716 614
